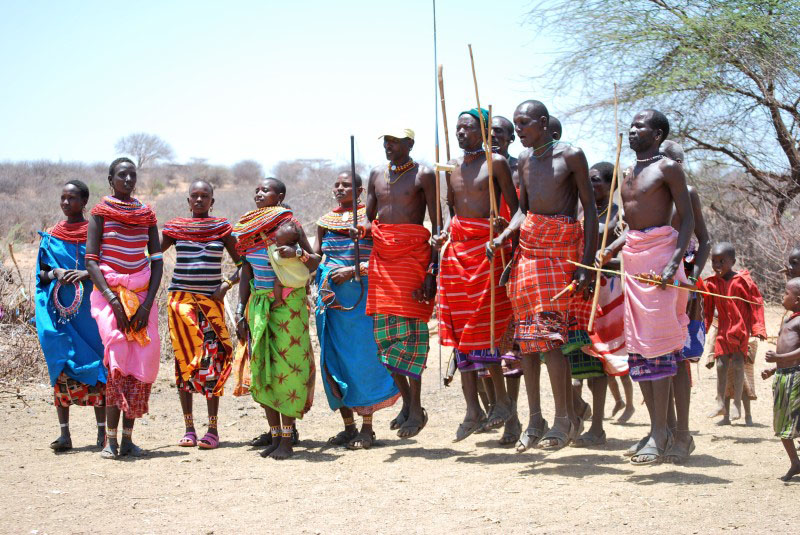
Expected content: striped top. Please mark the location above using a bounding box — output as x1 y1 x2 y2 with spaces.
246 247 276 290
99 220 149 274
168 239 225 296
322 231 372 268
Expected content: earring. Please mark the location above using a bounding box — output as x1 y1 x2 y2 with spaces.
210 206 213 213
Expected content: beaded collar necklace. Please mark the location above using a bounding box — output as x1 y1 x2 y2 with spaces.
636 154 664 163
385 160 417 185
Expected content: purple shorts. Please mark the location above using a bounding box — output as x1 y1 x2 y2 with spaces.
628 350 681 382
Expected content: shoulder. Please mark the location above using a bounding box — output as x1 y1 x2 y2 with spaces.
416 164 435 182
561 144 587 166
658 157 684 179
368 166 383 182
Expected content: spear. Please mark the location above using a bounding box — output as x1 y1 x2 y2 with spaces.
350 135 360 282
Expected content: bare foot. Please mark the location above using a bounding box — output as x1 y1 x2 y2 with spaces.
780 461 800 482
716 417 731 426
100 440 118 459
745 414 754 426
269 438 294 460
346 430 376 450
610 399 626 419
730 402 742 421
707 403 725 418
617 406 635 424
259 439 281 458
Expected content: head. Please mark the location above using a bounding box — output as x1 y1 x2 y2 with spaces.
549 116 562 141
710 242 736 278
456 111 485 151
187 180 215 217
786 247 800 279
107 157 136 198
333 171 363 207
629 109 670 153
513 100 549 148
660 140 685 165
61 180 90 218
491 116 515 155
589 162 614 203
382 130 415 164
275 220 301 247
783 278 800 312
254 177 286 208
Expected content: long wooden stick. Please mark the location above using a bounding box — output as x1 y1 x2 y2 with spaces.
350 135 361 283
588 83 622 332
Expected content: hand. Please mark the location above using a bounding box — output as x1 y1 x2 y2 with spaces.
659 262 679 290
210 283 229 302
485 234 505 260
761 368 776 380
61 269 83 284
432 231 448 250
129 304 151 333
236 316 249 340
330 266 355 284
594 248 613 268
492 217 509 234
277 245 298 258
109 298 130 333
572 266 592 298
52 268 66 281
765 350 778 363
412 274 436 304
348 225 360 241
271 296 284 310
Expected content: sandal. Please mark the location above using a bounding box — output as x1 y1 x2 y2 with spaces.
500 415 522 446
346 431 376 450
516 417 549 453
483 404 513 431
50 436 72 452
398 408 428 439
454 416 485 443
663 435 696 464
178 431 197 447
571 430 607 448
328 428 358 446
539 418 573 450
250 432 272 447
631 432 673 465
624 435 650 457
198 432 219 450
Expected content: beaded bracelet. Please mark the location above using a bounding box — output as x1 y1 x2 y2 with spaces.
222 277 233 289
85 253 100 263
149 252 163 262
427 263 439 276
298 250 310 264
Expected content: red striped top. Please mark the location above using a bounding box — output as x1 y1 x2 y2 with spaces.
99 219 149 274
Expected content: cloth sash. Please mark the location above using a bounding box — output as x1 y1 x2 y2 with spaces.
366 221 434 321
90 264 160 383
438 216 512 351
622 226 689 358
35 232 106 387
167 291 233 396
584 274 628 375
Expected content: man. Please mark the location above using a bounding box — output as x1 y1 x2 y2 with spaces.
549 116 563 141
619 110 694 465
491 115 518 173
434 108 518 442
490 100 597 451
365 128 438 439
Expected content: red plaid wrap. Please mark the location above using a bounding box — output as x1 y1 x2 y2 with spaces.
105 372 152 418
438 216 512 351
507 213 591 353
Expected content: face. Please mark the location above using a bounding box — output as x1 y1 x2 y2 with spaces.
60 185 86 217
788 251 800 277
628 111 661 152
333 173 360 205
383 136 412 162
108 162 137 196
589 168 611 201
187 183 214 216
782 284 800 311
491 118 514 154
254 180 283 208
710 252 735 277
513 105 547 148
456 115 483 150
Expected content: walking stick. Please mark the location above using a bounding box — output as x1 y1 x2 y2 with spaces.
350 135 361 283
433 0 444 386
587 83 622 332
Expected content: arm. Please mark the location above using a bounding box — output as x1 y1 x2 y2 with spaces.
210 233 242 301
661 161 694 286
297 225 321 272
490 153 528 255
570 148 597 293
365 169 378 223
688 186 711 280
236 260 253 340
494 154 518 221
129 225 163 333
748 280 767 339
420 166 439 301
433 162 456 248
703 282 715 332
161 233 175 252
85 215 130 332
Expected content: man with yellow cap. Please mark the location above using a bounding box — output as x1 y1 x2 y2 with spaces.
364 127 439 439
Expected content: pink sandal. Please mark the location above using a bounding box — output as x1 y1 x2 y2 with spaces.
198 432 219 450
178 431 197 447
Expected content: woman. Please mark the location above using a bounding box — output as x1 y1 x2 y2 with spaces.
85 157 163 459
314 172 399 450
234 177 321 460
35 180 107 452
162 180 240 450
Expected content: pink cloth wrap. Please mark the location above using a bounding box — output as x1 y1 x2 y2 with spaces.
90 264 160 383
622 226 689 358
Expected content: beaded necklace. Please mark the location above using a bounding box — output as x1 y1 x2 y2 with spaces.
50 236 84 324
636 154 664 163
530 139 559 160
385 160 417 185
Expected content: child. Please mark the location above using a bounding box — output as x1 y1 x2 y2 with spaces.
269 220 310 308
704 242 766 426
762 277 800 481
782 246 800 279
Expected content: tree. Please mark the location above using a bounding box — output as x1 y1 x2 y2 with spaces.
115 133 175 169
232 159 264 184
530 0 800 222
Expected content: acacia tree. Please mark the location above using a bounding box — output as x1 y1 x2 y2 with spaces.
115 133 175 169
531 0 800 222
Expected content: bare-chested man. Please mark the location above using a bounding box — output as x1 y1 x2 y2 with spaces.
433 108 519 442
619 110 694 465
365 128 438 439
489 100 597 451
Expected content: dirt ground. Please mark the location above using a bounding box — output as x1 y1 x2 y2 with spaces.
0 305 797 535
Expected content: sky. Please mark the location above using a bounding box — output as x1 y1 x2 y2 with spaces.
0 0 620 172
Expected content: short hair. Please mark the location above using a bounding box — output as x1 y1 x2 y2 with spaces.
790 246 800 258
660 140 685 162
339 171 363 189
787 277 800 295
493 116 514 136
712 241 736 259
590 162 615 183
264 177 286 196
642 109 670 141
277 219 301 239
189 179 214 195
516 100 549 121
64 179 90 201
108 157 135 177
549 116 563 140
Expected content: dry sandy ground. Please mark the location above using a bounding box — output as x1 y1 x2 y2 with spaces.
1 307 798 535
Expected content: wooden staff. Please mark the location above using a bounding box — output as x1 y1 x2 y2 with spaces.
587 83 623 332
350 135 361 282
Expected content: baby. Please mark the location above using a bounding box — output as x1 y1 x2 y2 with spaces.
269 220 310 308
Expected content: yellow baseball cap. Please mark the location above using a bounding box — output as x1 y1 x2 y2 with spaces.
379 128 415 140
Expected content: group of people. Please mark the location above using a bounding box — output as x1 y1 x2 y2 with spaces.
34 100 800 480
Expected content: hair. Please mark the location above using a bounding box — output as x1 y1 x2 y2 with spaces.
516 100 549 121
493 116 514 137
642 109 670 141
277 219 301 242
787 277 800 295
263 177 286 197
549 116 563 140
108 157 135 177
712 241 736 259
660 140 685 162
189 179 214 195
790 246 800 258
64 179 90 201
338 171 363 189
590 162 615 184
